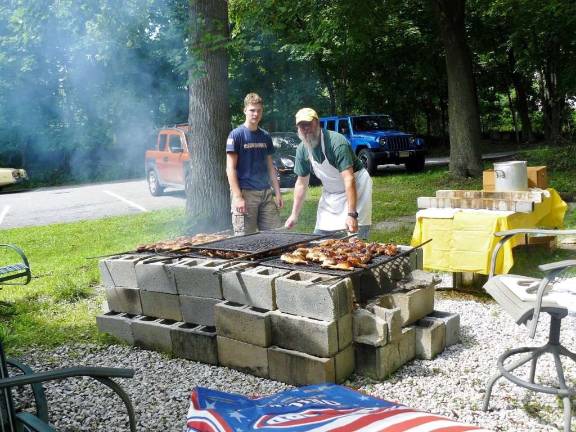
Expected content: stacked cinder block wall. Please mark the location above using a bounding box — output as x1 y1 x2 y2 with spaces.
96 246 460 385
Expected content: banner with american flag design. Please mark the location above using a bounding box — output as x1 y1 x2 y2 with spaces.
185 384 491 432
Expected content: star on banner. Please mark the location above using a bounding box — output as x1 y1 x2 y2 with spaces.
229 411 246 422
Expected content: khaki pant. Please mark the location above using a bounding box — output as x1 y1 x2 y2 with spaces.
231 188 281 236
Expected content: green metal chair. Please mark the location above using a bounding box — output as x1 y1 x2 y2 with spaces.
482 229 576 432
0 244 137 431
0 245 31 286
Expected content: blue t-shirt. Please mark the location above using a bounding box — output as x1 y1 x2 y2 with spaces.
226 125 274 190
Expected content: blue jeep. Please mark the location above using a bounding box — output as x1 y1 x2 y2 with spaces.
319 114 425 175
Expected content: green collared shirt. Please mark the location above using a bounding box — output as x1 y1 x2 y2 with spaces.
294 130 363 177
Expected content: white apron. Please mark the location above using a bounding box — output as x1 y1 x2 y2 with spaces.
306 132 372 231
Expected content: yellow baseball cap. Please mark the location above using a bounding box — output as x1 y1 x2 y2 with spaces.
295 108 319 124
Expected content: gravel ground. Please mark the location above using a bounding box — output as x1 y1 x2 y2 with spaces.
12 295 576 431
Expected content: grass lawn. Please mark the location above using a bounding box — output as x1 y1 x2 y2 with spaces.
1 152 575 352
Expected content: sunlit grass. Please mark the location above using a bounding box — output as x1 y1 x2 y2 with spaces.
0 161 573 352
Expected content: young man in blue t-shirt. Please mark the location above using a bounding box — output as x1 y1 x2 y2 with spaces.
226 93 284 235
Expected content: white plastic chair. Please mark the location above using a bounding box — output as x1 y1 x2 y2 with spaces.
482 229 576 432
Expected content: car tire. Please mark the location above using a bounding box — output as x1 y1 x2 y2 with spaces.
405 155 425 173
148 169 164 196
358 149 377 176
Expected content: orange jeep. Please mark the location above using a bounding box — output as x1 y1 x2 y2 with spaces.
145 124 190 196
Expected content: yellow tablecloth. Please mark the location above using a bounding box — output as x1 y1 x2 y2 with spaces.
410 188 567 275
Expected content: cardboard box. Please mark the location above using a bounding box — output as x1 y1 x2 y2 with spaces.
482 170 495 192
527 166 548 189
483 166 548 191
515 234 556 249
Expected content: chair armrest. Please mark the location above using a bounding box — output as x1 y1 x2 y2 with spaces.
0 366 134 388
6 357 49 422
539 260 576 273
489 229 576 277
0 367 136 432
495 229 576 237
15 412 57 432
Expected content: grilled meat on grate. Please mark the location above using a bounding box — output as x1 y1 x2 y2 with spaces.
136 233 228 253
280 237 398 271
195 249 248 259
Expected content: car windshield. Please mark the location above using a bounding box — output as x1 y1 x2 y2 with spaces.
271 132 299 158
351 115 394 132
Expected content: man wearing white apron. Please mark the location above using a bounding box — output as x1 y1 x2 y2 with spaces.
285 108 373 239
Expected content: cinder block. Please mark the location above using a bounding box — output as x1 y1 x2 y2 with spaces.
371 305 402 342
337 313 353 350
335 345 355 384
380 285 435 326
96 312 135 344
398 326 416 365
135 258 177 294
355 326 416 380
140 290 182 321
215 302 271 347
268 346 335 385
132 316 178 353
98 260 114 288
415 317 446 359
429 310 460 347
221 263 258 304
270 310 338 357
217 336 268 378
104 254 143 288
171 323 218 365
171 258 224 299
355 342 399 380
276 272 352 321
239 266 290 310
352 309 388 347
105 286 143 315
180 295 221 326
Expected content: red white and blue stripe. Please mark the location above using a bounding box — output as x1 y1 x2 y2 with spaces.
186 384 491 432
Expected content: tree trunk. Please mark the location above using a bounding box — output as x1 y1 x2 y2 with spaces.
507 49 532 142
540 41 563 145
185 0 231 233
433 0 482 177
317 56 337 114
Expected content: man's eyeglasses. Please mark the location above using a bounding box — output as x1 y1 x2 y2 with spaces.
296 121 313 130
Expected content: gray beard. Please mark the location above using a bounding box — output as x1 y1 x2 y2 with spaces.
299 130 320 149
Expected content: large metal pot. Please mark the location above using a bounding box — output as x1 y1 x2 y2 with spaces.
493 161 528 191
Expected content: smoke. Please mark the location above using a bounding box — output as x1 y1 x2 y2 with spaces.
0 0 189 184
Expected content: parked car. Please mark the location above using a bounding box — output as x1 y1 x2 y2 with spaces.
271 132 320 188
144 126 307 196
0 167 28 191
319 114 426 175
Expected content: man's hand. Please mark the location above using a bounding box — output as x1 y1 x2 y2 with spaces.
285 214 298 229
233 196 246 214
346 215 358 233
275 194 284 209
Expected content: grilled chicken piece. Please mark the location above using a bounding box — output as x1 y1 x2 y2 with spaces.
321 259 355 271
280 252 308 265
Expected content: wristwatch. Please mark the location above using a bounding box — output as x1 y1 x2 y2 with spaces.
347 211 359 219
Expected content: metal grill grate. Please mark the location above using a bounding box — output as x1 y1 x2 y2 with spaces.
189 231 322 254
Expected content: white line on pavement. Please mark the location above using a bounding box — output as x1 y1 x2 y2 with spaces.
104 191 148 212
0 205 10 225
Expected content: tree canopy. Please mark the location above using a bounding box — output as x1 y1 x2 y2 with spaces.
0 0 574 184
